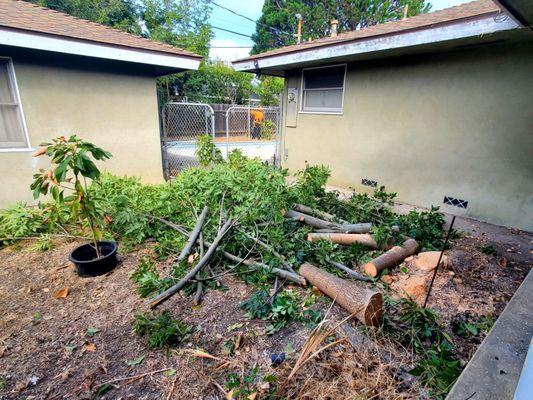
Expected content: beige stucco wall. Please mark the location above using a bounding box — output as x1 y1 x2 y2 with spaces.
0 50 164 207
281 42 533 231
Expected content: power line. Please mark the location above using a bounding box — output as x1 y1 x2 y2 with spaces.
211 25 253 38
209 0 292 37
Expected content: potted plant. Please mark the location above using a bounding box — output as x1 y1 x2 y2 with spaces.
31 135 117 276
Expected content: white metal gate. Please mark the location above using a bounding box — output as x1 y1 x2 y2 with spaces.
161 102 215 178
224 106 281 165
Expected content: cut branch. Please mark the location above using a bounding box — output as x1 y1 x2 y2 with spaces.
240 229 295 273
283 209 371 233
176 205 208 263
152 216 305 286
149 219 234 308
299 263 382 326
361 238 419 277
292 204 348 224
325 257 371 282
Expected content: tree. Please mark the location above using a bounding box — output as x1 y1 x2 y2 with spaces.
255 76 284 106
30 0 140 33
252 0 431 54
179 62 253 104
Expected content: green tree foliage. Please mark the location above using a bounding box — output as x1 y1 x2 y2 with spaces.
178 61 253 104
255 76 284 106
31 0 213 57
252 0 432 54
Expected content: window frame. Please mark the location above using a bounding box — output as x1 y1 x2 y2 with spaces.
0 56 31 152
299 63 347 115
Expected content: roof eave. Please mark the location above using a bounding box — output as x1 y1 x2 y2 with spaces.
232 13 520 74
0 27 201 72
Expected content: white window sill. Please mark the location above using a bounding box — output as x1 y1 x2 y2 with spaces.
0 147 35 153
299 110 344 116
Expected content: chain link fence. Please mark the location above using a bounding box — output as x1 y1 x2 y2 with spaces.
161 102 214 178
225 106 281 165
160 103 281 180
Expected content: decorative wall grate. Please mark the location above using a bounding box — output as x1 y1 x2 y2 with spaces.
443 196 468 209
361 178 378 188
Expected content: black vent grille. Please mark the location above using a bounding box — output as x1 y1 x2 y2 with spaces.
444 196 468 209
361 178 377 188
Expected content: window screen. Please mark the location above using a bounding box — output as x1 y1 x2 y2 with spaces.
0 59 28 149
302 65 345 113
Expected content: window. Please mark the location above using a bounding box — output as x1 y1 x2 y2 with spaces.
0 58 29 150
301 64 345 113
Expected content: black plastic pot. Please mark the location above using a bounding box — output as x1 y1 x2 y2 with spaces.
69 241 118 277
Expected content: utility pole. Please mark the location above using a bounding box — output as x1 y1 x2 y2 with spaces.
294 14 302 44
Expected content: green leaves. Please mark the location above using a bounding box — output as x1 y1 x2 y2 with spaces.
133 311 190 349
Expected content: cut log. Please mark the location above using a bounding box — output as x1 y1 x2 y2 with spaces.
176 205 208 263
292 204 348 224
308 232 379 249
361 238 419 277
283 209 371 233
299 263 382 326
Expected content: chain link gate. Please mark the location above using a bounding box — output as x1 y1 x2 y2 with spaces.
161 102 215 179
225 106 281 165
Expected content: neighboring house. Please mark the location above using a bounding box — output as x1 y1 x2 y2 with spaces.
0 0 201 207
233 0 533 231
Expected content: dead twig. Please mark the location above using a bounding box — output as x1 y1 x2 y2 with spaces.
176 205 208 263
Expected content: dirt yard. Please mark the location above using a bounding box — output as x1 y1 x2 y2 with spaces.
0 216 531 400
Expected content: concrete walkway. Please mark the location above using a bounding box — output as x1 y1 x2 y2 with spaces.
446 269 533 400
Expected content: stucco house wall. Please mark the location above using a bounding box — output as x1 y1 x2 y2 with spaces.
280 42 533 231
0 48 164 207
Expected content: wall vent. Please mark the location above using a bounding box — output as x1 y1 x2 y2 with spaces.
443 196 468 209
361 178 378 188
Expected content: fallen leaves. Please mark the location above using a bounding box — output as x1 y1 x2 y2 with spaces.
86 327 100 337
83 342 96 353
126 356 145 366
53 287 69 299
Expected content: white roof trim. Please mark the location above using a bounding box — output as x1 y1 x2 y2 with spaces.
0 27 200 71
233 15 519 71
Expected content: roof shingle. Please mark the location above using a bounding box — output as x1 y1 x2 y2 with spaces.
235 0 502 62
0 0 201 59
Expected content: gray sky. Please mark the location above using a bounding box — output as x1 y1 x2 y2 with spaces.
209 0 470 61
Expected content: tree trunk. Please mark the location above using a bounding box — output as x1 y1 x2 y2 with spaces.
283 209 371 233
307 232 379 249
361 238 419 277
299 263 382 326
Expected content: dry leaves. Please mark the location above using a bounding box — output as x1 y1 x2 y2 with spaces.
53 287 69 299
84 342 96 353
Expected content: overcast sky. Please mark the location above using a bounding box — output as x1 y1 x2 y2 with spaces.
208 0 471 62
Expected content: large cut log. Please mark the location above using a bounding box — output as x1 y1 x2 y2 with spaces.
283 209 371 233
361 238 419 277
292 204 348 224
299 263 382 326
307 232 379 249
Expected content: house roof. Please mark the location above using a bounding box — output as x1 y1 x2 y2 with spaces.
0 0 201 59
235 0 503 63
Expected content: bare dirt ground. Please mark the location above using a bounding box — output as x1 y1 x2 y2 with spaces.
0 219 531 400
